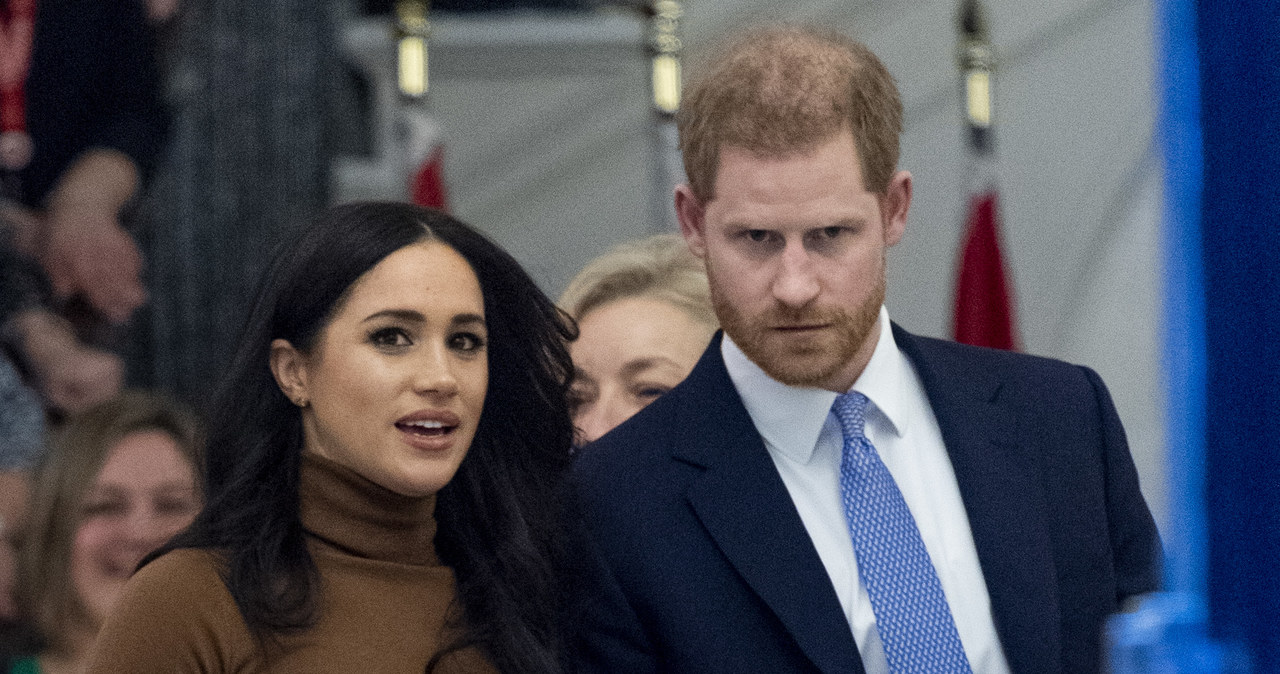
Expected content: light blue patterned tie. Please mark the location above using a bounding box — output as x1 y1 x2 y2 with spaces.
832 392 973 674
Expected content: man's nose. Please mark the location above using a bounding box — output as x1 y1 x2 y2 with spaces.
771 241 821 308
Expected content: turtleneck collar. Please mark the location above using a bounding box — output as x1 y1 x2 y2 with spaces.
298 452 441 566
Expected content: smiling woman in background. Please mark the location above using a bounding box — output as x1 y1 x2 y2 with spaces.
85 203 576 673
9 391 200 674
560 234 717 446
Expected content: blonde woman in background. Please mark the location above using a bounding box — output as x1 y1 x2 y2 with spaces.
8 391 200 674
560 234 717 446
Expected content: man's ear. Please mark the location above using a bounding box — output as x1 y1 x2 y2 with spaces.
880 170 912 247
269 338 310 408
675 184 708 258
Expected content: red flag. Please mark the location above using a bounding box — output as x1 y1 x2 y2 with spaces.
952 190 1017 349
410 145 448 211
401 108 449 211
954 0 1016 349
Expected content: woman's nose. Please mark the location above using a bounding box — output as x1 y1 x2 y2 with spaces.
413 344 459 397
575 395 632 446
123 508 170 549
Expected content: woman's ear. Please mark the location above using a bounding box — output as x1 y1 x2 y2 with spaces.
269 338 311 408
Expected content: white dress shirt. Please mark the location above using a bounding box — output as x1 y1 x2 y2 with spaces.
721 306 1012 674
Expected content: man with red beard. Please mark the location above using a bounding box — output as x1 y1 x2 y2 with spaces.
569 25 1159 674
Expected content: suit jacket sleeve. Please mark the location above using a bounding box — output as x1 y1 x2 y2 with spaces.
1083 365 1161 602
567 481 659 674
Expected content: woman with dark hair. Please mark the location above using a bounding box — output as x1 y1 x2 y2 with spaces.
84 202 576 673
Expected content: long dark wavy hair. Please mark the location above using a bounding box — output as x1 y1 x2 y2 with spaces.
145 202 577 672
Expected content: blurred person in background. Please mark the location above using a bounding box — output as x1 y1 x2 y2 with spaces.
143 0 180 25
0 480 26 650
1 233 123 464
0 0 164 602
86 203 575 673
560 234 717 446
5 390 200 674
0 240 125 660
0 0 168 328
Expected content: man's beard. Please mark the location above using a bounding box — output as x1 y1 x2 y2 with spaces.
710 261 885 389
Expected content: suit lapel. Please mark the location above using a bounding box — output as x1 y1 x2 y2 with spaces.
894 325 1062 674
672 337 864 674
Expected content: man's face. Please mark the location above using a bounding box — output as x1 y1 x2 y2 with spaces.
676 129 911 393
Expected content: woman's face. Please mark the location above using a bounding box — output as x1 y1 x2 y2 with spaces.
569 296 713 445
71 430 198 628
276 241 488 498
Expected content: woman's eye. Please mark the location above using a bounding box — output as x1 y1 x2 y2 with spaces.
448 331 487 352
635 385 672 401
568 385 595 404
370 327 412 348
156 497 199 515
83 500 125 517
567 388 589 415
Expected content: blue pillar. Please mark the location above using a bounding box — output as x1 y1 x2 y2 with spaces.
1108 0 1278 669
1199 0 1280 670
1158 0 1205 605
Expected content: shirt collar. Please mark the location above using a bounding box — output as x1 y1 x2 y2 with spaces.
722 306 910 465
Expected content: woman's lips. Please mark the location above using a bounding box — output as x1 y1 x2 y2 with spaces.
395 419 454 437
395 410 461 450
98 554 143 580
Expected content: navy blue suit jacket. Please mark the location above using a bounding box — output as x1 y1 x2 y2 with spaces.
570 325 1160 673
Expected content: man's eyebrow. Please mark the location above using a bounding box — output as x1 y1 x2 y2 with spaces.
807 217 869 230
723 217 869 231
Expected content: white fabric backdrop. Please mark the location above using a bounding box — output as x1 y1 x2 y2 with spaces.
334 0 1165 529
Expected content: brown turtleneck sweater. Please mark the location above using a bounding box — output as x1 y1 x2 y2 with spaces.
84 453 497 673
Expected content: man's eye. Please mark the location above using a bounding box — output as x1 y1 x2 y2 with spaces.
370 327 412 347
746 230 771 242
821 226 844 238
449 332 487 352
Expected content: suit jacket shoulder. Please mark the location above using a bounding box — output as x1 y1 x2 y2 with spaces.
572 333 862 673
570 327 1160 674
892 324 1160 672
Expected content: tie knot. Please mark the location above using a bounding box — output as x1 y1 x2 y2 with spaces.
832 391 870 439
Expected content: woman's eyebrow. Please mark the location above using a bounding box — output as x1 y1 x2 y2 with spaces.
452 313 486 328
361 309 486 327
361 308 425 324
620 356 683 378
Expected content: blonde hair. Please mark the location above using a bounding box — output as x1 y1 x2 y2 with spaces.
678 25 903 201
17 390 201 653
559 234 717 329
